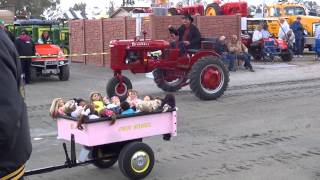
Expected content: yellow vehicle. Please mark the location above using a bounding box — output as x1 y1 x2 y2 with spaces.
265 2 320 50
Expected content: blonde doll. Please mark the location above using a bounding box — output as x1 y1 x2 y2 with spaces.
49 98 65 119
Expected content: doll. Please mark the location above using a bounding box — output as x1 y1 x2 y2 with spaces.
71 99 86 118
126 89 142 108
77 104 99 130
103 96 110 106
64 100 77 116
106 96 121 114
120 101 135 115
49 98 65 119
161 94 176 112
90 92 105 114
136 96 161 113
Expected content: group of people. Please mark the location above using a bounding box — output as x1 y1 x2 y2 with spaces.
252 17 306 58
49 90 176 129
0 19 52 84
216 35 255 72
168 14 254 72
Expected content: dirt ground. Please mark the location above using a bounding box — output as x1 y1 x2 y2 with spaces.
24 55 320 180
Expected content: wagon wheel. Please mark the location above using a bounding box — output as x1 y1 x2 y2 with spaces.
118 142 154 180
205 3 221 16
153 69 187 92
106 76 132 101
92 147 118 169
189 56 229 100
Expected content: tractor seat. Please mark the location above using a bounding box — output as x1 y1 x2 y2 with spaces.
201 37 218 49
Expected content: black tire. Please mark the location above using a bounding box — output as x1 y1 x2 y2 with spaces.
153 69 186 92
29 66 37 81
205 3 221 16
249 46 262 61
59 65 70 81
118 142 154 180
280 49 293 62
92 147 118 169
189 56 229 100
106 76 132 101
168 8 178 15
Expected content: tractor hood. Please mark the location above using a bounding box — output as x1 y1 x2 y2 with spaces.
35 44 62 55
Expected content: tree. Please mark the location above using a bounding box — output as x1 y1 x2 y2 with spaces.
70 3 87 18
107 1 115 16
0 0 60 17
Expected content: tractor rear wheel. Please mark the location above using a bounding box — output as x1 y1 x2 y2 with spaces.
106 76 132 101
280 49 293 62
205 3 221 16
168 8 179 15
153 69 186 92
189 56 229 100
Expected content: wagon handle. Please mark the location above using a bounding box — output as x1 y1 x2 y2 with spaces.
63 143 72 167
70 134 77 164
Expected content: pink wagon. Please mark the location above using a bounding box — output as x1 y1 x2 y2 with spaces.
25 110 177 180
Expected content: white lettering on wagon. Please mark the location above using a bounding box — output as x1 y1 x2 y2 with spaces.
118 122 151 132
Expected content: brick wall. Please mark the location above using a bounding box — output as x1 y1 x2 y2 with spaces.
69 20 85 63
69 15 241 66
196 15 241 39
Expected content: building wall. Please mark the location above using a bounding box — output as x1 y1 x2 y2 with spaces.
69 15 241 67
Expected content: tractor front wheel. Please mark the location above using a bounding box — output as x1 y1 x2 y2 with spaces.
153 69 186 92
189 56 229 100
107 76 132 101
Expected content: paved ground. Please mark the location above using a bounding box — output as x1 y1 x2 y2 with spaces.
24 55 320 180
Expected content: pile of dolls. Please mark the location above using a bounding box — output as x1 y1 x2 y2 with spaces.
49 90 175 129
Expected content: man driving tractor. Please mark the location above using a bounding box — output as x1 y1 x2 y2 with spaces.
168 14 202 54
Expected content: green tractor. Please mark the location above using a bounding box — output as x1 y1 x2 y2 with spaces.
6 19 69 54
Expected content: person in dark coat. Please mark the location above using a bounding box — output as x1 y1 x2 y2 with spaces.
0 29 32 180
291 16 305 57
15 30 35 84
177 14 202 51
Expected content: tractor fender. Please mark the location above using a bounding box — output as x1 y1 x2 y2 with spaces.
190 51 221 66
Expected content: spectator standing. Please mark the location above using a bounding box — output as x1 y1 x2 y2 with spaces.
15 30 35 84
291 16 305 57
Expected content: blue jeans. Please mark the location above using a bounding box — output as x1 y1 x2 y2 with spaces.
295 38 304 55
222 53 236 71
316 39 320 57
237 53 252 68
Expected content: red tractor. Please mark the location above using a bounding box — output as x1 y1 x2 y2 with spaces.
166 1 248 17
106 34 229 101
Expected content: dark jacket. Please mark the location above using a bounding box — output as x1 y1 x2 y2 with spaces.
15 37 35 56
291 21 304 40
0 30 32 172
177 24 202 49
215 41 229 55
5 30 15 42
